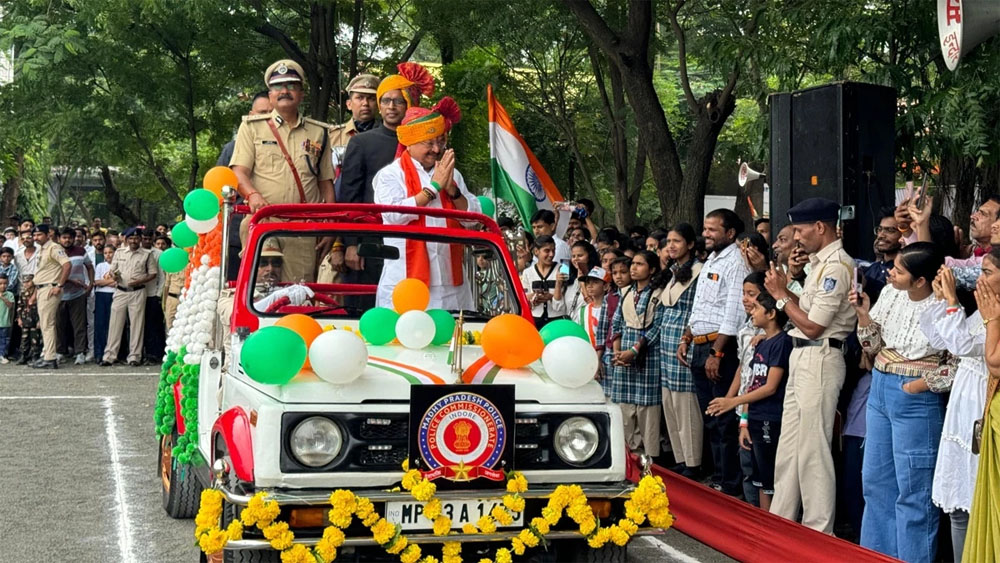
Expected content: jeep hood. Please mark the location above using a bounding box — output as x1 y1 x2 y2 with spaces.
233 341 607 405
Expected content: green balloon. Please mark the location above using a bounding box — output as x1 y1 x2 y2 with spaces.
171 221 199 248
159 247 190 273
539 319 589 345
427 309 456 346
359 307 399 345
477 196 496 218
183 189 220 221
240 326 307 384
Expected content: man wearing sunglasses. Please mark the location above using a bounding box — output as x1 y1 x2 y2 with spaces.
230 59 335 284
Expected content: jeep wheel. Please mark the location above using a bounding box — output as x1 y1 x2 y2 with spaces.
160 431 203 518
553 539 627 563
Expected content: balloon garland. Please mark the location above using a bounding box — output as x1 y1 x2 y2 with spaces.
193 461 673 562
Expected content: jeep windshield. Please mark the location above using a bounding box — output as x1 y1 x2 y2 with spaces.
244 230 521 321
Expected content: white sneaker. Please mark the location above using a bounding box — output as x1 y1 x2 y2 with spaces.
0 357 8 364
74 353 86 365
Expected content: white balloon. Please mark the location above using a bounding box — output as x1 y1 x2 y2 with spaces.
310 330 368 385
395 310 436 349
541 336 600 389
187 214 219 234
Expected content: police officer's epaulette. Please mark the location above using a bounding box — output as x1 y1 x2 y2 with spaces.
242 114 272 123
329 122 346 131
303 116 332 129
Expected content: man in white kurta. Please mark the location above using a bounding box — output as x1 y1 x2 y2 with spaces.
372 98 482 311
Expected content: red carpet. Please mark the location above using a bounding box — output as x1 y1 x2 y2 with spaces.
633 456 900 562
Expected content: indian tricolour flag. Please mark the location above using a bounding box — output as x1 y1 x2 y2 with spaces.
488 85 565 230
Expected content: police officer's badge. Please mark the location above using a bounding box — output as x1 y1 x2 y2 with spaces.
276 62 288 75
823 277 837 292
302 139 322 159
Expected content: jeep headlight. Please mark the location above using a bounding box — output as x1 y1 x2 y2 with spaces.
554 416 599 465
290 416 342 467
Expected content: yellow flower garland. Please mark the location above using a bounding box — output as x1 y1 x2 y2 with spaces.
193 460 672 563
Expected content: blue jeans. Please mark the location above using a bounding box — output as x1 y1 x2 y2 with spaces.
0 326 9 357
861 369 945 563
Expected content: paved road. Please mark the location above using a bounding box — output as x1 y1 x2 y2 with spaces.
0 363 732 563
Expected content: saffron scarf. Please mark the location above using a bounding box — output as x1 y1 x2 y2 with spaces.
399 155 464 287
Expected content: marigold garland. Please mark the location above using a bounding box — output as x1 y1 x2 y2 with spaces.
194 460 672 562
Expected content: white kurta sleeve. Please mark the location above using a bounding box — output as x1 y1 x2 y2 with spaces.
934 309 985 357
918 300 949 350
373 162 419 224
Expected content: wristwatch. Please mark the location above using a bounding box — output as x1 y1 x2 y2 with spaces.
709 348 725 358
776 297 790 311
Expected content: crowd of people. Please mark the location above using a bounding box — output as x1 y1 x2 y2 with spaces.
504 194 1000 562
0 216 182 368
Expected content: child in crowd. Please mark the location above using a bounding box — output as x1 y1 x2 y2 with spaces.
709 292 791 510
521 235 565 328
0 247 19 295
0 274 12 363
611 250 667 457
473 249 504 315
16 275 40 365
595 256 632 397
707 271 766 504
576 266 610 345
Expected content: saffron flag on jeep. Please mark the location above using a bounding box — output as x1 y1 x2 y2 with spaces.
488 84 565 231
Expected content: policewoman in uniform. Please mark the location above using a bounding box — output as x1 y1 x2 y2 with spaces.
763 198 857 534
99 227 157 367
30 224 71 369
230 59 335 283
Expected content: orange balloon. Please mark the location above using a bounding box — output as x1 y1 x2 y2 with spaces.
481 314 543 369
275 314 324 369
392 278 431 313
203 166 238 200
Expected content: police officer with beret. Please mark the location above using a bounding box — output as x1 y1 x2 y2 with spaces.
763 197 857 533
230 59 335 283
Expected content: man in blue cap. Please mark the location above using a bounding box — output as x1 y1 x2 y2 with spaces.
763 197 857 533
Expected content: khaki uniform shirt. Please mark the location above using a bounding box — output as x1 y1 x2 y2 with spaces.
164 272 185 297
788 239 857 341
110 246 156 288
230 109 335 205
330 119 358 170
33 240 70 285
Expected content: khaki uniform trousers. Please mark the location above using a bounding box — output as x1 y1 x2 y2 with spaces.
619 403 661 457
36 288 60 361
102 290 147 363
770 345 845 534
164 295 180 331
662 388 703 468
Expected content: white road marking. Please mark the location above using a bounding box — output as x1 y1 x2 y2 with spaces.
639 536 704 563
0 395 136 562
0 371 156 377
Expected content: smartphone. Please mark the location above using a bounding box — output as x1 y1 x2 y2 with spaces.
915 173 929 210
531 280 547 292
559 260 571 276
853 266 864 305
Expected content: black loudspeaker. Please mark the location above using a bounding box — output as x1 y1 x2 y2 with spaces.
769 82 897 261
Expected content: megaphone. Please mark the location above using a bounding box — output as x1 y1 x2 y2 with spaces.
738 162 765 187
938 0 1000 71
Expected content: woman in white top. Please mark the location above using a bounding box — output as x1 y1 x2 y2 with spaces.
920 256 995 562
557 240 599 323
853 242 946 563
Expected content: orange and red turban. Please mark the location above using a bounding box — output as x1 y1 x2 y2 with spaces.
396 97 462 147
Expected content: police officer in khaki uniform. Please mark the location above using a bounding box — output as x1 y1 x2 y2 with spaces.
100 228 157 366
763 198 857 533
230 59 335 284
163 270 185 331
30 224 71 369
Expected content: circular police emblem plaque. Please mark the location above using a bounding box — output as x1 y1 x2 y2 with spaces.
277 63 288 74
418 393 506 481
524 164 546 203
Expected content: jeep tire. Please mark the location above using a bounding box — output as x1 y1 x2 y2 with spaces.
553 539 627 563
160 431 203 518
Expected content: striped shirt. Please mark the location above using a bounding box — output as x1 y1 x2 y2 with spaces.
688 242 749 336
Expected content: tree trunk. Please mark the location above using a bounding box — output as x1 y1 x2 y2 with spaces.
349 0 363 78
99 165 141 226
307 2 338 122
1 149 24 220
181 55 200 193
677 89 737 223
125 114 184 212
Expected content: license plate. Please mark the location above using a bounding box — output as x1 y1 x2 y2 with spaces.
384 499 524 531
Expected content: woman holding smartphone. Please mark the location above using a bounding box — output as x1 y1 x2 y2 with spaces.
852 242 946 563
557 240 599 323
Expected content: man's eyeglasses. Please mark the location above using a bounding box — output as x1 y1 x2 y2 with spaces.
269 83 302 92
380 97 407 107
873 226 898 235
259 258 283 268
418 139 448 150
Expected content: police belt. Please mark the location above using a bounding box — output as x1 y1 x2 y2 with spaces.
167 292 180 298
792 337 843 349
116 285 142 292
